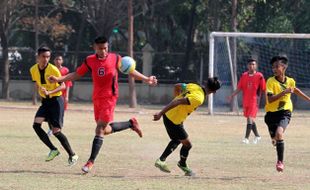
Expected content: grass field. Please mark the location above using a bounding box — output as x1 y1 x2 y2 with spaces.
1 101 310 190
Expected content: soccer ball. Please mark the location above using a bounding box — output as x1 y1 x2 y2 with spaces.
118 56 136 74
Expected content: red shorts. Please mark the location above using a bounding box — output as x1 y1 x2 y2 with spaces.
243 105 258 118
93 97 117 122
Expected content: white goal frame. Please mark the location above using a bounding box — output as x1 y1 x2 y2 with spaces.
208 32 310 115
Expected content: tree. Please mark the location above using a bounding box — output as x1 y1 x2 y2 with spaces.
0 0 21 99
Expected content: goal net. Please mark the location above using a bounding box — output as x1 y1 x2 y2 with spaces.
208 32 310 115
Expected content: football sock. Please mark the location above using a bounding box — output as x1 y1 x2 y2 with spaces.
252 123 260 137
54 131 75 157
110 121 131 133
179 144 192 167
245 124 252 139
159 140 180 161
276 140 284 162
33 123 57 150
89 136 103 162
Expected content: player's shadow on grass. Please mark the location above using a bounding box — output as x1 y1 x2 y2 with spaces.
0 170 76 175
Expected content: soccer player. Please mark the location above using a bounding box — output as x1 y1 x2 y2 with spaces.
48 36 158 173
30 46 78 166
153 77 221 176
228 58 266 144
47 55 73 136
265 55 310 172
54 55 72 110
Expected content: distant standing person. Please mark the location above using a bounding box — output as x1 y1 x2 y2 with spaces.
228 58 266 144
153 78 221 176
265 55 310 172
30 46 78 166
48 36 158 174
54 55 72 110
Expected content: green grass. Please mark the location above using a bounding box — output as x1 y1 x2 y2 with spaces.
1 101 310 190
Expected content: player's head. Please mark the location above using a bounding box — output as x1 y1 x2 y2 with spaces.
93 36 109 58
247 58 257 73
37 46 51 65
54 55 64 68
205 77 221 94
270 55 288 77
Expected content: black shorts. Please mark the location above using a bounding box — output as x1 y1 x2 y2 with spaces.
163 114 188 140
264 110 291 138
35 96 64 128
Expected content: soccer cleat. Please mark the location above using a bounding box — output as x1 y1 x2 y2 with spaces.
130 117 143 138
276 161 284 172
45 149 60 161
177 162 195 176
82 161 94 173
154 159 171 173
68 154 79 166
242 138 249 144
253 136 261 144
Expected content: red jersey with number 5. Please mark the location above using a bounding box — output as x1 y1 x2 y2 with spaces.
237 71 266 107
76 53 121 99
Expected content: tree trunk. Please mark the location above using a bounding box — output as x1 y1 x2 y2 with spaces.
0 27 10 99
182 0 198 81
127 0 137 108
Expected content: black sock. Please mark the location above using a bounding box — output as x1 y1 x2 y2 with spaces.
159 140 180 161
89 136 103 162
54 131 75 157
179 145 192 167
33 123 57 150
245 124 252 139
110 121 131 133
252 123 260 137
276 140 284 162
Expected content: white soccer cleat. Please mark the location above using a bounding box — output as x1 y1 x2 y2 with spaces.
253 136 261 144
242 138 249 144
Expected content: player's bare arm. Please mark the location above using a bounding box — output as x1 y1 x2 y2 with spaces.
267 87 294 103
294 87 310 102
49 72 81 83
129 70 157 86
173 83 183 97
40 82 66 96
153 98 189 121
227 88 241 102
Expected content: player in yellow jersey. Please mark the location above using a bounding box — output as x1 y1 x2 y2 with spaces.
153 77 221 176
265 55 310 172
30 46 78 166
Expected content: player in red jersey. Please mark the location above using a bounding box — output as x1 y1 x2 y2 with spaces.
49 36 157 173
54 55 72 110
228 58 266 144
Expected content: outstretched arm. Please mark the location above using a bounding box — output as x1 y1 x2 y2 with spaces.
129 70 157 86
294 87 310 102
49 72 81 83
153 98 189 121
227 88 241 102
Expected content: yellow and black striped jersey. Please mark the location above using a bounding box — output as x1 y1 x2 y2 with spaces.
30 63 62 98
166 83 205 125
265 76 295 112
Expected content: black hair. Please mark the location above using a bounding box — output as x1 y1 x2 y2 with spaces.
206 77 221 92
270 55 288 65
247 58 257 63
37 46 51 55
94 36 108 44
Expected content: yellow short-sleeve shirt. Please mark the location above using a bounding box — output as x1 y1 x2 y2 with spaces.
30 63 62 98
265 76 295 112
165 83 205 125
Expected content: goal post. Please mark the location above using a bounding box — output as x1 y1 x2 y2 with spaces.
208 32 310 115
